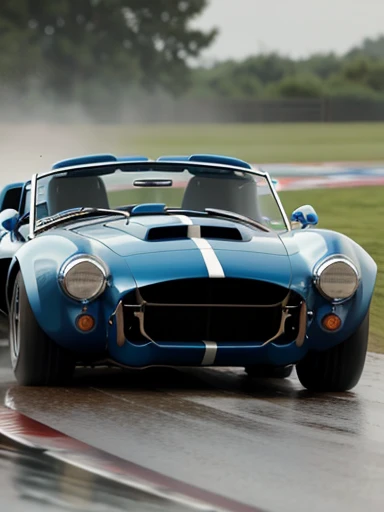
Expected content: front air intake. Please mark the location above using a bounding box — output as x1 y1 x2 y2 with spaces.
122 278 303 344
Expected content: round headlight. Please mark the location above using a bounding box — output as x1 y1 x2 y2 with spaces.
315 257 359 301
60 256 107 301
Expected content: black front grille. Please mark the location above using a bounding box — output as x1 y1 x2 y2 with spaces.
123 278 302 343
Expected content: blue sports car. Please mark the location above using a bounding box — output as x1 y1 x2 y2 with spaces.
0 154 377 391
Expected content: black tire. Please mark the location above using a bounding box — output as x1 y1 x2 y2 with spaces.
9 272 75 386
245 364 293 379
296 313 369 392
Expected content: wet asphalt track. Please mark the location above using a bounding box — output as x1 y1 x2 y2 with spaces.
1 343 384 512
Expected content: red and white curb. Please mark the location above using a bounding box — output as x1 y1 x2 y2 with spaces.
0 405 264 512
252 162 384 192
273 175 384 192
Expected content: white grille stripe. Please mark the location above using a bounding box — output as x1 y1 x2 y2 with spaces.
201 341 217 365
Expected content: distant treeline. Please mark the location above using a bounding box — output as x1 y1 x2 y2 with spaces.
188 36 384 101
1 0 384 119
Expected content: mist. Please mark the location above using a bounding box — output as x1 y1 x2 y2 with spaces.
0 87 232 188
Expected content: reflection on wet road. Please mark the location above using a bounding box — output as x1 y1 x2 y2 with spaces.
0 441 189 512
1 345 384 512
0 349 197 512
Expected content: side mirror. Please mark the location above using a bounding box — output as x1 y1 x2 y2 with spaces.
0 208 19 232
291 205 318 229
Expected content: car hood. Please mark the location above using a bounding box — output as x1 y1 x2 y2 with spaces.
71 215 292 288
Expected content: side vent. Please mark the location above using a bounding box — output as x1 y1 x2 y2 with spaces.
147 225 243 241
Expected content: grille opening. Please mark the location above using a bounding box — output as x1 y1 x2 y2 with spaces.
122 279 303 344
147 225 243 241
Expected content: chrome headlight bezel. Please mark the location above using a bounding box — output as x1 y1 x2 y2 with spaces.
314 256 360 303
59 255 108 302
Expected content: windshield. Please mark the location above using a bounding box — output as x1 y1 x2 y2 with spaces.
31 162 288 234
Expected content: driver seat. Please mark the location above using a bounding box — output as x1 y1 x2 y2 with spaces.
47 176 109 215
181 175 263 222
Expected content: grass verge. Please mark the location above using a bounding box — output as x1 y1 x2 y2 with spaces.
25 122 384 164
119 123 384 163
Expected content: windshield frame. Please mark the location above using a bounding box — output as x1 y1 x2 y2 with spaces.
28 159 290 239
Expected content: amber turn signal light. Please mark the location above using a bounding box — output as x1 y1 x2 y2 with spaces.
76 314 95 332
322 314 341 331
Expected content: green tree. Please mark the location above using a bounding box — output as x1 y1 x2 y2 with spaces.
189 53 295 99
192 60 264 98
335 57 384 93
296 53 342 80
326 81 381 100
0 0 217 100
347 35 384 59
273 74 324 98
365 61 384 92
239 53 296 85
189 34 384 101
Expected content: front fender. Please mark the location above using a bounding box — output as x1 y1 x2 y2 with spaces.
7 232 137 352
9 234 79 316
282 228 377 350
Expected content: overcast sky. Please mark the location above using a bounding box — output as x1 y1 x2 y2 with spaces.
194 0 384 62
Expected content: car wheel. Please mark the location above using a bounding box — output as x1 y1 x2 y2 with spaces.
296 312 369 392
9 271 75 386
245 364 293 379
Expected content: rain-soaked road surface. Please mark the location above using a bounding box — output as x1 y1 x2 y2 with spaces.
0 346 199 512
1 343 384 512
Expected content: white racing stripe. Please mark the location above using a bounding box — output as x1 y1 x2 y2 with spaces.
172 215 222 366
191 237 225 278
172 214 193 225
172 215 225 278
201 341 218 365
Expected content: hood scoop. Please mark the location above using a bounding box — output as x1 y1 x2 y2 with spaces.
147 225 243 242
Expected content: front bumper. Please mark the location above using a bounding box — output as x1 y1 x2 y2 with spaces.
107 337 308 368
